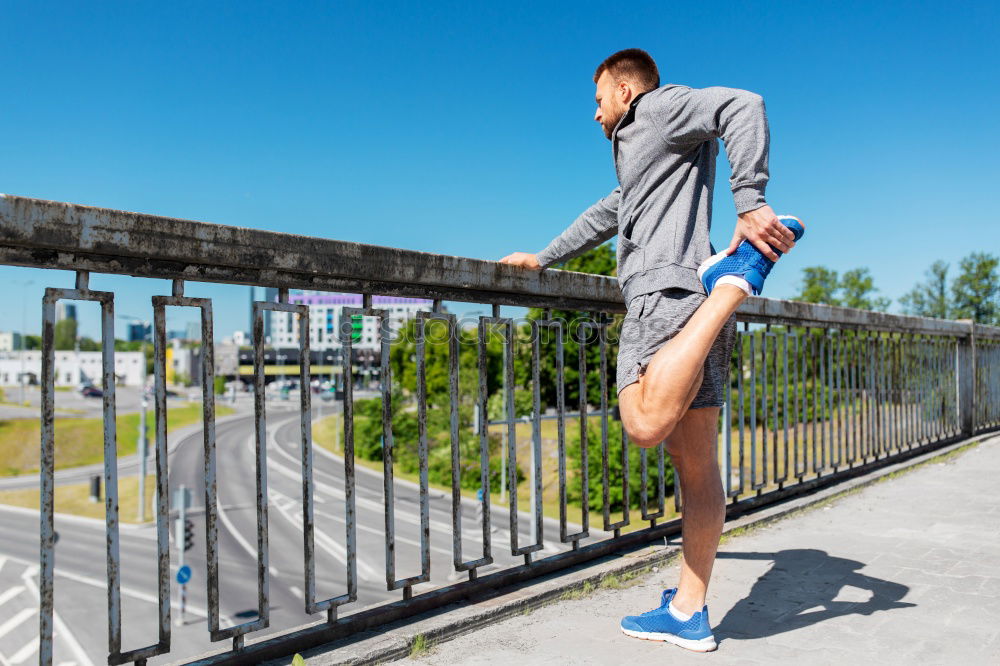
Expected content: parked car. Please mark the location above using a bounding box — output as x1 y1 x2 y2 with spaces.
81 386 103 398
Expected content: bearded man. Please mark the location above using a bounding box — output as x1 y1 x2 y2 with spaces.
500 47 804 652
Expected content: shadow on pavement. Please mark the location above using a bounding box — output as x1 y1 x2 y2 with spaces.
714 549 915 643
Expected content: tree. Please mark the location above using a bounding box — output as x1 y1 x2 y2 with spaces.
840 268 891 311
794 266 840 306
899 261 950 319
951 252 1000 324
526 242 622 410
53 318 77 350
793 266 891 312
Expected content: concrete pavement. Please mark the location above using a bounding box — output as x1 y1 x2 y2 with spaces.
390 436 1000 665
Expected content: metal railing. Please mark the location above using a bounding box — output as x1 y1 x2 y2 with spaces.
1 194 997 664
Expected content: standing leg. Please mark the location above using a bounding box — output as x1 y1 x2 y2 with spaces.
665 406 725 615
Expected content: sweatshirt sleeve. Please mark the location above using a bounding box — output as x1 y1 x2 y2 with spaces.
535 186 620 269
649 86 770 214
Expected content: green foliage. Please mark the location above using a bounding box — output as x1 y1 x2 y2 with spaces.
54 318 78 350
900 253 1000 324
840 268 891 311
78 337 101 351
23 334 41 350
794 266 890 311
951 252 999 324
350 395 520 492
525 243 623 411
487 387 534 420
900 261 950 319
213 376 226 395
795 266 840 306
566 417 674 514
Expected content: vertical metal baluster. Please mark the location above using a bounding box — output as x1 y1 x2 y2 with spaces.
736 326 748 497
578 319 591 536
781 331 790 486
749 329 760 491
39 293 57 665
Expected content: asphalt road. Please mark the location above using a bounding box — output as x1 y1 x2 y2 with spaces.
0 398 583 664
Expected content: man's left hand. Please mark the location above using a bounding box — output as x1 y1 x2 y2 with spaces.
727 204 796 261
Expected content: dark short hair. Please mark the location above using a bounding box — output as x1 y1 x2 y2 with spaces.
593 48 659 92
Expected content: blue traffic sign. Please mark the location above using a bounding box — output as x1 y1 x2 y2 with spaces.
176 564 192 585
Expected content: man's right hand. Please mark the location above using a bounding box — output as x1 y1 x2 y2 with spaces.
498 252 541 269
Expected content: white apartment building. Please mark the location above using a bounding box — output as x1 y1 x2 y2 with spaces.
268 292 436 349
0 350 145 387
0 332 22 352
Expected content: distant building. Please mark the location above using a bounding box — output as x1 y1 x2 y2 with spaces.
127 322 151 342
231 331 248 347
184 321 201 342
0 332 23 352
268 292 436 350
55 302 77 322
0 350 144 386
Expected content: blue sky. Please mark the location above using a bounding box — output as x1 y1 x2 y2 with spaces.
2 1 998 339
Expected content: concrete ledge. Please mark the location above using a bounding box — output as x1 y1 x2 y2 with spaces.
210 432 999 666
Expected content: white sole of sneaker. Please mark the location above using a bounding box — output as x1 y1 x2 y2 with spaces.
696 250 729 281
620 626 718 652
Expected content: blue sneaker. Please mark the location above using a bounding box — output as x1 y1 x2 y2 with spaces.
637 588 677 617
620 600 718 652
698 215 805 296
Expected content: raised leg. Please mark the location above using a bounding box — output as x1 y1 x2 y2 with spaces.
666 406 725 615
619 285 745 447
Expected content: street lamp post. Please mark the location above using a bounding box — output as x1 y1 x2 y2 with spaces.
15 279 34 403
119 314 151 522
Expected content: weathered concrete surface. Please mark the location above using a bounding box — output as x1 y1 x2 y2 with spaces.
393 436 1000 665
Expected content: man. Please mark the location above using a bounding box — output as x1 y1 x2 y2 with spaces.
499 48 804 652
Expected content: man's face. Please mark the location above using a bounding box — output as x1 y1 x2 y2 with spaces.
594 70 631 140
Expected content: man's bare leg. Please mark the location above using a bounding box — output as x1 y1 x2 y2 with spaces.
619 285 745 447
665 406 725 615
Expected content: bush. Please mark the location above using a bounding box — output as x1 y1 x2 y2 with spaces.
567 418 674 514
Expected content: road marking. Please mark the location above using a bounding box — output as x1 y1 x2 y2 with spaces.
20 567 94 666
0 556 6 576
9 636 38 664
289 585 303 600
266 485 380 581
0 585 25 607
0 608 34 640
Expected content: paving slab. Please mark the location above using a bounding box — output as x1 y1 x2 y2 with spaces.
400 437 1000 665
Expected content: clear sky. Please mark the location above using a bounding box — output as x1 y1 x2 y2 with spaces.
2 1 998 340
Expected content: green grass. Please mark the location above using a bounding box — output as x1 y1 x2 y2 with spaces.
0 474 157 524
409 633 429 658
0 403 234 477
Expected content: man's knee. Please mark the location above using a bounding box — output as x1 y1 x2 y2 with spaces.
619 388 682 448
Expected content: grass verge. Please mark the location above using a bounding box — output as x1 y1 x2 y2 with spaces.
0 403 234 477
0 474 157 524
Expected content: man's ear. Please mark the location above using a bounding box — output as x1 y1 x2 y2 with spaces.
618 81 632 103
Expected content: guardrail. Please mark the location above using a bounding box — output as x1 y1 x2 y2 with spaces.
1 194 997 664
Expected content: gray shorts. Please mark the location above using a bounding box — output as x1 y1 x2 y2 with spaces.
616 288 737 409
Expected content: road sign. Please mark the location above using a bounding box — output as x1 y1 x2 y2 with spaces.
176 564 192 585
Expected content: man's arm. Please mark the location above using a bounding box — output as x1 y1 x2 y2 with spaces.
500 187 620 270
650 86 795 259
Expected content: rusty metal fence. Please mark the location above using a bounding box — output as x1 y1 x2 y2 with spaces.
1 194 998 665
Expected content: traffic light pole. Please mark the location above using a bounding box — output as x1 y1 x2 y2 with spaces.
174 484 190 626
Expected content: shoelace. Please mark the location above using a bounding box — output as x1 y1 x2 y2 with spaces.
639 588 676 616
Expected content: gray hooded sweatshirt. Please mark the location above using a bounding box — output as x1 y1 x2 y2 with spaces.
535 84 770 305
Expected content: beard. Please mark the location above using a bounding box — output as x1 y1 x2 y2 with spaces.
601 106 626 140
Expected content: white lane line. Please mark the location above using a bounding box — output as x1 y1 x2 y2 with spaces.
289 585 303 600
9 636 38 664
266 486 380 581
0 552 209 621
20 567 93 666
0 556 6 576
0 585 25 607
0 608 34 640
